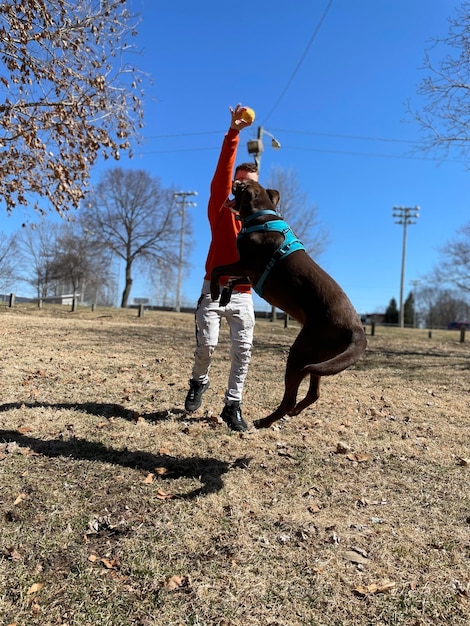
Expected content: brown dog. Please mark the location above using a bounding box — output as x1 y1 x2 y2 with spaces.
210 179 367 429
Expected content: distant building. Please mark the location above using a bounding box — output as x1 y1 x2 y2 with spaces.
361 313 385 325
447 321 470 330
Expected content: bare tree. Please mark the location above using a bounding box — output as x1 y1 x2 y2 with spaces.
0 0 144 217
49 224 108 301
16 222 60 298
0 233 18 292
81 167 182 308
438 222 470 293
417 284 469 328
17 220 116 303
410 2 470 158
265 166 329 256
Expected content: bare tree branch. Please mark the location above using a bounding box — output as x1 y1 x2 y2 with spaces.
0 0 145 217
409 2 470 159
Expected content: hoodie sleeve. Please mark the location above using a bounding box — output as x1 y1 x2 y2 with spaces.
207 127 239 232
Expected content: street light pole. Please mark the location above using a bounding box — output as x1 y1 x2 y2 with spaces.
247 127 281 321
173 190 197 313
393 205 420 328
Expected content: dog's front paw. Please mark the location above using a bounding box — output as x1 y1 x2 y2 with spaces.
219 286 231 307
210 283 220 301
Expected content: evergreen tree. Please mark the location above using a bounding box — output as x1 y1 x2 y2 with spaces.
384 298 399 324
404 292 415 326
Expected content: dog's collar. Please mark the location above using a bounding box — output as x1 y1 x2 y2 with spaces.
240 209 279 225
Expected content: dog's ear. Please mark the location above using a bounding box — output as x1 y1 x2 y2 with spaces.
266 188 280 208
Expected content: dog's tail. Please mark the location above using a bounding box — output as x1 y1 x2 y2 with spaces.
302 328 367 377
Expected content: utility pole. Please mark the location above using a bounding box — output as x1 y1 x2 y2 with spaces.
173 191 197 313
393 205 420 328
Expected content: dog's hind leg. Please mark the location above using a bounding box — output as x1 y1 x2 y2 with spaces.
253 349 307 429
288 373 320 416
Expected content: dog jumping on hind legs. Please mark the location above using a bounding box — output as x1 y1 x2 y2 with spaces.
210 179 367 429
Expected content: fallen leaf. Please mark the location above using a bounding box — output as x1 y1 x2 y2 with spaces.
162 575 190 592
344 549 369 565
354 580 395 596
346 452 371 463
336 441 351 454
14 493 27 506
101 558 119 569
143 473 154 484
155 467 168 475
159 447 171 455
5 547 22 561
27 582 44 595
156 489 173 500
18 447 38 457
17 426 33 434
31 603 41 615
307 503 322 514
377 581 396 593
88 554 98 562
456 457 469 467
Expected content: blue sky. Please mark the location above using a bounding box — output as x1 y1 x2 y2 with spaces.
3 0 468 314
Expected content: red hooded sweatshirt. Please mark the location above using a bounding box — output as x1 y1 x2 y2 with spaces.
203 127 251 293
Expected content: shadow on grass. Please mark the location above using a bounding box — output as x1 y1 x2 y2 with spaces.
0 422 251 500
0 400 185 423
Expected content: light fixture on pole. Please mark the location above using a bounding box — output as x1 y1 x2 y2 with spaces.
247 126 281 170
173 190 197 313
393 205 420 328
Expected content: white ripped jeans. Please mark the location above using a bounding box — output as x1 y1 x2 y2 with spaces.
191 280 255 405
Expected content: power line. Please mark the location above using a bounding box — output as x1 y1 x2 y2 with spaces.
136 144 465 163
142 128 416 145
270 128 416 145
145 131 221 139
261 0 334 125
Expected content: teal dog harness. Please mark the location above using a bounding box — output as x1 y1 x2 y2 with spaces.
237 209 305 297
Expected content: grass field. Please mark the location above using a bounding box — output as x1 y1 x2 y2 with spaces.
0 304 469 625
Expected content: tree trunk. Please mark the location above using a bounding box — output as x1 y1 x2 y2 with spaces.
121 261 133 308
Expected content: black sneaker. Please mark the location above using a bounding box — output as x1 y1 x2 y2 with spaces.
185 379 208 412
220 402 248 432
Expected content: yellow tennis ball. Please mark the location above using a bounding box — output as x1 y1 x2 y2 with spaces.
241 107 255 123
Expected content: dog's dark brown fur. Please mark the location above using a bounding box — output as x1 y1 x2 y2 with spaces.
211 179 367 429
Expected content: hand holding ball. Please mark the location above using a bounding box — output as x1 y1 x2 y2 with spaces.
241 107 255 124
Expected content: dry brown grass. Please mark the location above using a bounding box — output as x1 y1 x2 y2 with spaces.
0 304 469 626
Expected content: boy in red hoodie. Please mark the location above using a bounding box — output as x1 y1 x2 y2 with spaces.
184 104 258 431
